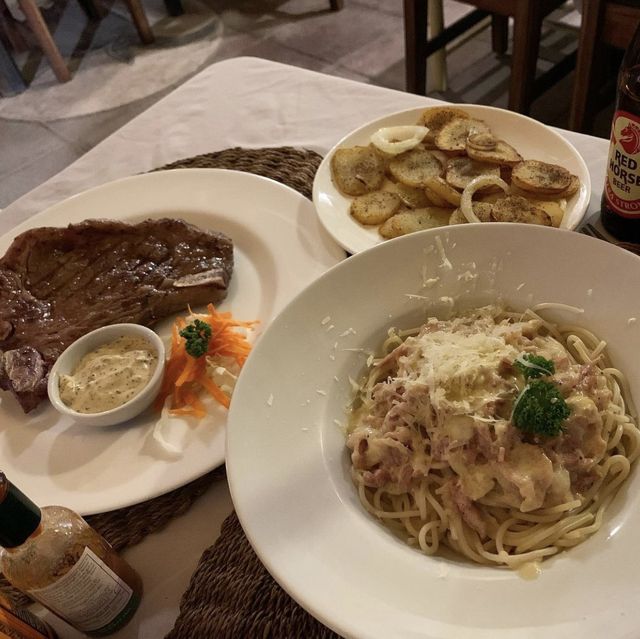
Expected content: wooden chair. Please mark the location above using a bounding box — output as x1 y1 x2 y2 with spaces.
569 0 640 133
403 0 572 114
1 0 154 88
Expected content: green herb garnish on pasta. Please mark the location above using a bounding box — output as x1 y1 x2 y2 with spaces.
512 379 571 437
514 353 555 380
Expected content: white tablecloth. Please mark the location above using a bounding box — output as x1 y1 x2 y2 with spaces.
0 57 610 638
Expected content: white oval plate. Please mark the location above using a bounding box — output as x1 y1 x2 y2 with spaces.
227 224 640 639
0 169 344 515
313 105 592 254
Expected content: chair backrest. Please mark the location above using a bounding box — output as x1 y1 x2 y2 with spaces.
600 2 640 50
404 0 574 114
569 0 640 132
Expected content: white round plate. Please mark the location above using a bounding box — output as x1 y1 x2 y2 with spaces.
313 105 592 254
227 224 640 639
0 169 344 515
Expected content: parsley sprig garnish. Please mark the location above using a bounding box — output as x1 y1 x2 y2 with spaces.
511 353 570 438
179 319 212 358
514 353 555 380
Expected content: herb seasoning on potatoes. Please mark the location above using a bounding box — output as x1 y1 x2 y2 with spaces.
330 106 582 239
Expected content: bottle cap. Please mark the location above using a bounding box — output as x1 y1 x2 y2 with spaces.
0 473 42 548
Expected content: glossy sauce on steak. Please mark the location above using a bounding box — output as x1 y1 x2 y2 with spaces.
0 218 234 413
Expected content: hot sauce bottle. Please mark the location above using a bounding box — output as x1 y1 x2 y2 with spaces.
601 22 640 241
0 473 142 637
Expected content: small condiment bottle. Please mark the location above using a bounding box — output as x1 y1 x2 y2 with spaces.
0 592 58 639
0 473 142 637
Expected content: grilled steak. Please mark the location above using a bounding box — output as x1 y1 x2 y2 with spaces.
0 218 234 413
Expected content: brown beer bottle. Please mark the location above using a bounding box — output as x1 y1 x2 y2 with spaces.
601 22 640 241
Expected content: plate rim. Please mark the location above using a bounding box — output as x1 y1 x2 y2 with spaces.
2 168 314 242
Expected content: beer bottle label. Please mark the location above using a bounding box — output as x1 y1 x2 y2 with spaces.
604 110 640 217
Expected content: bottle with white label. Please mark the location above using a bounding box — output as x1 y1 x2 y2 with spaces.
601 22 640 241
0 473 142 637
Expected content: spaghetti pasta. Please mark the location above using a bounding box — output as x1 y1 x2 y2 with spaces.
345 306 640 568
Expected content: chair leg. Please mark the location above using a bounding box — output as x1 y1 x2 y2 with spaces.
122 0 154 44
427 0 447 92
509 0 542 113
491 14 508 55
329 0 344 10
16 0 70 82
404 0 428 95
569 0 605 132
76 0 104 21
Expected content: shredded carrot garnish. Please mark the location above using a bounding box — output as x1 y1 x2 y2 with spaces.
155 304 257 417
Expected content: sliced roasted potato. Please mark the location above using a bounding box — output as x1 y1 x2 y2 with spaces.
466 139 523 166
478 192 504 205
331 146 385 196
379 207 452 238
379 177 400 193
509 184 548 200
391 182 432 208
511 160 572 195
467 133 497 151
449 202 493 225
472 201 494 222
350 191 402 225
446 157 500 190
371 149 395 172
556 174 580 198
389 148 443 188
380 178 420 205
430 150 450 168
424 176 462 207
531 200 565 227
424 185 450 208
435 118 492 153
491 196 552 226
418 107 470 143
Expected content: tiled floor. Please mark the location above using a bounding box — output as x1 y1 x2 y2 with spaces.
0 0 614 209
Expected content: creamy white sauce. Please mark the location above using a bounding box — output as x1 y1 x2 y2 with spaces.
59 336 158 413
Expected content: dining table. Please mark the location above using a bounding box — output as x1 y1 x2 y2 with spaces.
0 56 614 638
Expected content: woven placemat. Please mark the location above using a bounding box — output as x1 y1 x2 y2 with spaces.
166 512 340 639
1 146 327 619
155 146 323 200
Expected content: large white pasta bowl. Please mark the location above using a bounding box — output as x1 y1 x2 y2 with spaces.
226 223 640 639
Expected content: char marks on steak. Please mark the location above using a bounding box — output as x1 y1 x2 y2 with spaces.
0 218 234 413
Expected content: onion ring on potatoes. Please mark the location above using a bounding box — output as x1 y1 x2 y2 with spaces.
371 126 429 155
460 175 509 223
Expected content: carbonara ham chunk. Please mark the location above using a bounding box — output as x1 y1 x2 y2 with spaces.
346 306 640 568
